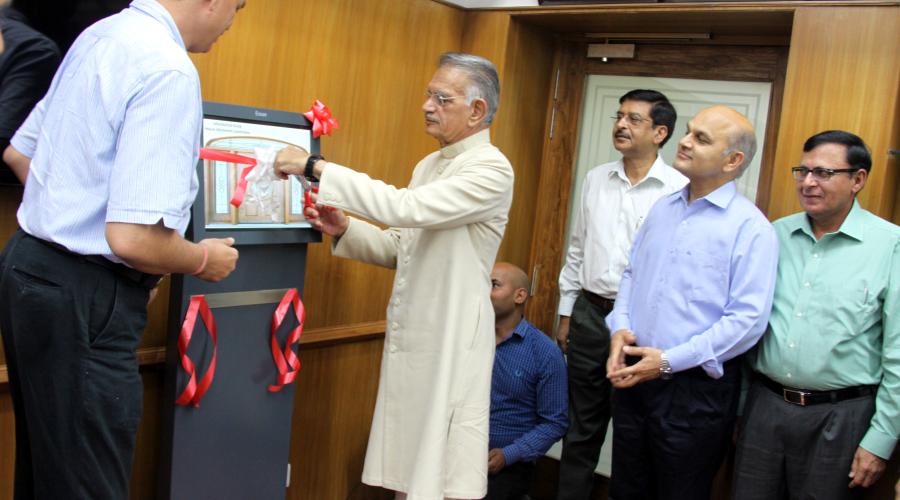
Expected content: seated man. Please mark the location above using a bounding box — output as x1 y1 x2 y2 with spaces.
486 262 568 500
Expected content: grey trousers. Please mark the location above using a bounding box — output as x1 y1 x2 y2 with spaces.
733 379 875 500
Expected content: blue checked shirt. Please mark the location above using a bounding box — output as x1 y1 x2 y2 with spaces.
490 318 568 465
11 0 201 261
607 182 779 378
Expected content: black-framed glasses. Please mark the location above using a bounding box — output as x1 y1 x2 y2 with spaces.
611 113 650 126
791 166 861 181
425 90 463 107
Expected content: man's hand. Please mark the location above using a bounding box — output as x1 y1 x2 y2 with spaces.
304 191 349 237
195 238 238 282
556 316 571 353
607 332 663 388
273 145 310 180
488 448 506 475
606 329 635 383
848 446 886 488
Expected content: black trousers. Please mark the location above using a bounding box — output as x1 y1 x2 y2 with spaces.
557 292 612 500
732 379 875 500
609 359 741 500
0 230 149 499
485 461 536 500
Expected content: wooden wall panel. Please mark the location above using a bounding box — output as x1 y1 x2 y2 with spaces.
768 6 900 221
464 13 556 271
287 338 385 500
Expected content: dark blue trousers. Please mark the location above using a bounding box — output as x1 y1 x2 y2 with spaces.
609 359 741 500
0 230 149 499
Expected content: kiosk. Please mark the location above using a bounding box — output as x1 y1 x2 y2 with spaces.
159 102 321 499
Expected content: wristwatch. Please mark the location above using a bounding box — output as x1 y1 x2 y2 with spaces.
659 352 673 380
304 153 325 181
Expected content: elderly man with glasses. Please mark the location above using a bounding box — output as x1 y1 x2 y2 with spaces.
274 53 514 500
733 130 899 499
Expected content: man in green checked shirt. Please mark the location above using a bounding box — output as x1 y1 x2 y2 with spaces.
733 130 899 499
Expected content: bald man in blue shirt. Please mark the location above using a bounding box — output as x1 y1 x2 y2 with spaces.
605 106 779 500
487 262 568 500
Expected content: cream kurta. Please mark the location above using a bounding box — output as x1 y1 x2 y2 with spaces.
317 129 514 499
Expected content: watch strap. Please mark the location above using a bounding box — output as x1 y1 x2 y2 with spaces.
304 153 324 180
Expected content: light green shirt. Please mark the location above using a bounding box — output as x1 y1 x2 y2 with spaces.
752 201 900 459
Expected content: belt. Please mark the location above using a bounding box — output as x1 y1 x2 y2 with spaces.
24 232 162 290
757 373 876 407
582 289 615 315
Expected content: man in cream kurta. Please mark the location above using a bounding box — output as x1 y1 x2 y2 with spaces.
275 53 514 500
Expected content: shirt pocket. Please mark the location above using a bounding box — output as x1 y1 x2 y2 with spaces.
821 280 881 337
687 249 730 309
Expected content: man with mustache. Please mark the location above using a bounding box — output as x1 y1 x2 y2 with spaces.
555 89 686 500
275 53 514 500
734 130 899 499
605 105 779 499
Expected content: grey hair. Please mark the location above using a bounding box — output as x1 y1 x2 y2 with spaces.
438 52 500 126
726 128 758 177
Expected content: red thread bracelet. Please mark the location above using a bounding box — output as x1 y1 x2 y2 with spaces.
192 244 209 276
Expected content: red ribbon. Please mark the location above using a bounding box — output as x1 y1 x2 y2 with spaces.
268 288 306 392
175 295 218 407
199 148 257 208
303 100 339 138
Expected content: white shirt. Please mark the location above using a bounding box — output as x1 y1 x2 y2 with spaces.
12 0 202 261
558 155 687 316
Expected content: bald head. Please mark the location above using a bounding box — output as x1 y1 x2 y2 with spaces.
490 262 530 320
674 106 757 186
705 106 757 174
493 262 530 293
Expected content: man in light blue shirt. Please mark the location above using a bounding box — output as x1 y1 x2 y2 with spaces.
0 1 243 498
604 106 779 499
734 130 899 499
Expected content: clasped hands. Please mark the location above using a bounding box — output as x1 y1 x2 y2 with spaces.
272 146 349 237
606 329 663 388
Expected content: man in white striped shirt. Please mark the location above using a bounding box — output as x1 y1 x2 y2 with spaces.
0 1 243 498
555 89 687 500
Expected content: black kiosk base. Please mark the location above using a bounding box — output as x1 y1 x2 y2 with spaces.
159 102 321 500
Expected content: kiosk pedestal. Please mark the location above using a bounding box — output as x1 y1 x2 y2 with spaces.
159 102 321 499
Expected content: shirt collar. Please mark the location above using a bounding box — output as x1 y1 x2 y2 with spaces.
788 199 865 242
678 180 737 209
440 129 491 159
512 317 530 338
130 0 185 49
609 154 668 186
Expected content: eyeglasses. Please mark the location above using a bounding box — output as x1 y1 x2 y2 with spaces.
791 166 861 181
424 90 463 107
611 113 650 126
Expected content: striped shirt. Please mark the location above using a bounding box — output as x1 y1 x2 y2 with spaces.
490 318 568 465
11 0 201 261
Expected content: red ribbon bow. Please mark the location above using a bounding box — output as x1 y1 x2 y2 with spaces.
303 100 339 138
175 295 218 407
199 148 257 208
268 288 306 392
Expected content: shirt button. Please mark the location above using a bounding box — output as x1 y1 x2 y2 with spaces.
789 342 795 348
796 311 803 317
391 322 399 330
813 253 819 258
803 282 811 288
393 299 401 307
681 221 688 226
404 256 410 264
389 344 398 353
786 372 792 378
